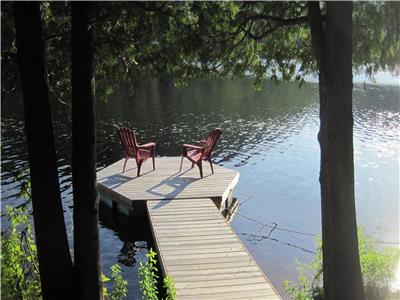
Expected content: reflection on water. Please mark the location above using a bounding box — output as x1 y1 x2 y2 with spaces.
2 78 399 298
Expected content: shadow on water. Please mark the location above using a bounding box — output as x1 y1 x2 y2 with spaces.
98 202 153 298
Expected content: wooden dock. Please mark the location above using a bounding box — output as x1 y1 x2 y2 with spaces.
147 198 280 299
97 157 280 299
97 157 239 209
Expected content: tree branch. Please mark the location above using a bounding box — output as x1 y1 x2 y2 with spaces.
243 22 281 40
234 13 314 41
307 2 326 71
249 14 309 26
44 31 69 42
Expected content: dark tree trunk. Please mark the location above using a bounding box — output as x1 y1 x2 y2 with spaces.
308 2 365 299
13 3 75 299
71 3 103 299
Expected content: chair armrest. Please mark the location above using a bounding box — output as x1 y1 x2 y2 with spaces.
138 142 156 149
182 144 204 150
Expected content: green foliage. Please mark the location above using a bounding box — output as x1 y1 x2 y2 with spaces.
283 237 323 300
138 248 159 300
358 228 399 299
108 264 128 300
284 228 400 300
1 206 41 300
353 2 400 76
1 202 128 300
102 273 111 297
163 275 176 300
138 248 176 300
2 2 398 102
102 264 128 300
283 263 313 300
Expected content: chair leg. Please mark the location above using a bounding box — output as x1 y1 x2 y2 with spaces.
123 157 129 173
137 160 143 177
152 147 156 170
179 156 184 172
198 161 203 178
209 160 214 174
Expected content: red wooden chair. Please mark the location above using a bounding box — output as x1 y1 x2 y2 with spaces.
116 127 156 177
179 128 222 178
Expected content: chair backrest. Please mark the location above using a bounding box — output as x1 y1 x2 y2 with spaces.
202 128 222 159
116 127 138 157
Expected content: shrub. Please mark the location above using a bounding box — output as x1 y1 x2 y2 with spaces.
1 206 41 300
138 248 176 300
284 228 400 300
103 264 128 300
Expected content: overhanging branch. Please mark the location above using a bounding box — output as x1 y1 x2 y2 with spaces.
248 14 309 26
307 2 326 71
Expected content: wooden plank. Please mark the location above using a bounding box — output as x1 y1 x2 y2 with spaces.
157 234 243 242
162 247 244 256
176 282 273 295
154 229 233 237
168 265 261 276
163 251 249 261
146 198 281 299
151 214 224 220
175 276 267 289
164 254 251 265
170 270 263 282
152 219 226 226
158 238 239 247
159 243 243 251
154 223 229 230
178 289 280 300
150 209 220 216
165 260 258 271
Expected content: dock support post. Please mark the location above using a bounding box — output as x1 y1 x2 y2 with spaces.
112 200 118 219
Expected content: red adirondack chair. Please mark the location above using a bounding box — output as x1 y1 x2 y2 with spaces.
179 128 222 178
116 127 156 177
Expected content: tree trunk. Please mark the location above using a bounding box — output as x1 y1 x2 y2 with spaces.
308 2 365 299
13 3 75 299
71 3 103 299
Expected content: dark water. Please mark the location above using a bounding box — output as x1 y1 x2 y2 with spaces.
2 78 399 298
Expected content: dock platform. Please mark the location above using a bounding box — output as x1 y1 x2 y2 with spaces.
97 157 280 299
97 157 239 209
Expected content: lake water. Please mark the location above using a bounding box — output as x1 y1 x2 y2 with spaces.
1 78 399 298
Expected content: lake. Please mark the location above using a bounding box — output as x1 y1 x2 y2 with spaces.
1 78 399 298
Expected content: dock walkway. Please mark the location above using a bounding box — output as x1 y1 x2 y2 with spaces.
97 157 280 299
148 198 280 299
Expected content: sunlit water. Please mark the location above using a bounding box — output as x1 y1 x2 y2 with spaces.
1 79 399 298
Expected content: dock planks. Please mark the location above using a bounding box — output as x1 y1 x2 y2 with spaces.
97 157 239 203
147 198 280 300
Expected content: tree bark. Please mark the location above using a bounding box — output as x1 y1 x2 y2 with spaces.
71 3 103 299
13 3 75 299
308 2 365 299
